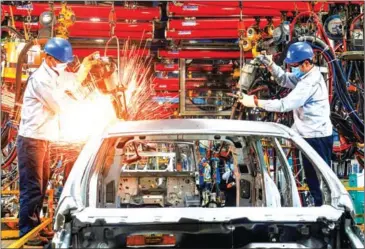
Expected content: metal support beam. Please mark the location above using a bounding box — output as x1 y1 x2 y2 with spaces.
168 18 281 30
1 230 19 239
179 58 186 116
3 4 160 20
1 189 54 238
179 110 232 116
297 186 365 191
1 190 20 195
1 217 20 223
158 50 252 59
6 218 52 248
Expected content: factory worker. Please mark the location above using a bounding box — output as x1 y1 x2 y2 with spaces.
222 162 236 207
16 37 98 246
239 42 333 207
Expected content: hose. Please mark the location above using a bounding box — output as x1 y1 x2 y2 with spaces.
1 38 48 169
347 61 353 82
354 61 364 87
0 26 24 39
350 13 364 33
299 36 364 141
14 39 47 120
289 12 334 55
313 48 334 102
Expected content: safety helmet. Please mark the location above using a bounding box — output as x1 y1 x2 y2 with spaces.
284 42 314 64
44 37 74 63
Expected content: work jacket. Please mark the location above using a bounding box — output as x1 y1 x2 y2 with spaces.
18 61 78 141
259 64 333 138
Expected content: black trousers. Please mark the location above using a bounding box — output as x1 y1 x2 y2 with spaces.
303 135 333 206
17 135 50 237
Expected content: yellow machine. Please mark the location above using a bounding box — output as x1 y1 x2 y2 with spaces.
55 2 76 39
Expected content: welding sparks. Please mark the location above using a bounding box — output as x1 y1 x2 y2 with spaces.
59 92 116 143
55 39 176 144
115 40 177 121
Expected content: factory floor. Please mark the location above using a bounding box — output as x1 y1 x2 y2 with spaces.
1 239 43 248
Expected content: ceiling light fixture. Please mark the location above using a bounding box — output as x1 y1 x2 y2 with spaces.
39 11 54 27
90 17 101 22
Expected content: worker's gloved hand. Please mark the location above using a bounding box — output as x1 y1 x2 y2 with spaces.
76 52 100 83
222 171 231 181
238 93 258 108
256 54 273 68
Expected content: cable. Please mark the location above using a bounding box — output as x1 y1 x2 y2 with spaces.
0 26 24 39
347 61 353 82
354 61 364 87
302 37 364 141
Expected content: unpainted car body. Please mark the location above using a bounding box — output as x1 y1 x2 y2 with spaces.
52 119 364 248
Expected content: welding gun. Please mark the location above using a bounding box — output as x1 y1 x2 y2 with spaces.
237 51 273 92
84 56 128 120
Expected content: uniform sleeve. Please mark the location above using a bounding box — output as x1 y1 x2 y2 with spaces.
31 77 74 114
258 80 313 112
270 63 300 89
58 71 79 91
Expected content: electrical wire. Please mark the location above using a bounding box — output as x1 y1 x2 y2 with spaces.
303 38 364 141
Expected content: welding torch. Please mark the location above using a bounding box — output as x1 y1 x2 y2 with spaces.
226 92 243 100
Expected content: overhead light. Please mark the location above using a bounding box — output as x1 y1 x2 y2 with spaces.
95 39 104 43
90 17 101 22
39 11 54 27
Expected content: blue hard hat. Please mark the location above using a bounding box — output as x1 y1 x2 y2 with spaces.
44 37 74 63
284 42 314 64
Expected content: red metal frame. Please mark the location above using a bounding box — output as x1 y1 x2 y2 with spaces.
155 84 210 91
14 21 39 31
158 50 252 59
14 20 153 33
181 1 329 12
168 29 270 40
166 29 239 40
167 3 285 17
69 30 153 40
73 48 150 58
187 64 213 72
153 78 208 91
184 2 242 7
155 63 234 72
3 3 160 20
168 18 281 30
155 63 179 72
217 64 233 72
70 21 153 32
152 92 179 98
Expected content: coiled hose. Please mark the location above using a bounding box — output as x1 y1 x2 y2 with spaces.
298 36 364 141
1 39 48 169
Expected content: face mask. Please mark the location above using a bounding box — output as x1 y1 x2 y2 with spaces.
52 62 68 73
292 66 305 78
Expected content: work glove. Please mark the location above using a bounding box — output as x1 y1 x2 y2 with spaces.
255 54 273 68
238 93 259 108
76 51 101 83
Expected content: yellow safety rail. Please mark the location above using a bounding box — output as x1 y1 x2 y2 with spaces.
7 218 52 248
1 189 54 244
297 186 364 191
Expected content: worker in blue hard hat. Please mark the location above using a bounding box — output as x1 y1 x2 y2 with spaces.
16 37 99 246
239 41 333 207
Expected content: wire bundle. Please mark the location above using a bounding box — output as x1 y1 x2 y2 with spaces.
297 36 364 142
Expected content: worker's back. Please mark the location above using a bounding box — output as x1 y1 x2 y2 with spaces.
18 61 60 141
291 66 332 138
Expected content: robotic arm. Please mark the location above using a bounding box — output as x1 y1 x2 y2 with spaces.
82 55 128 120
